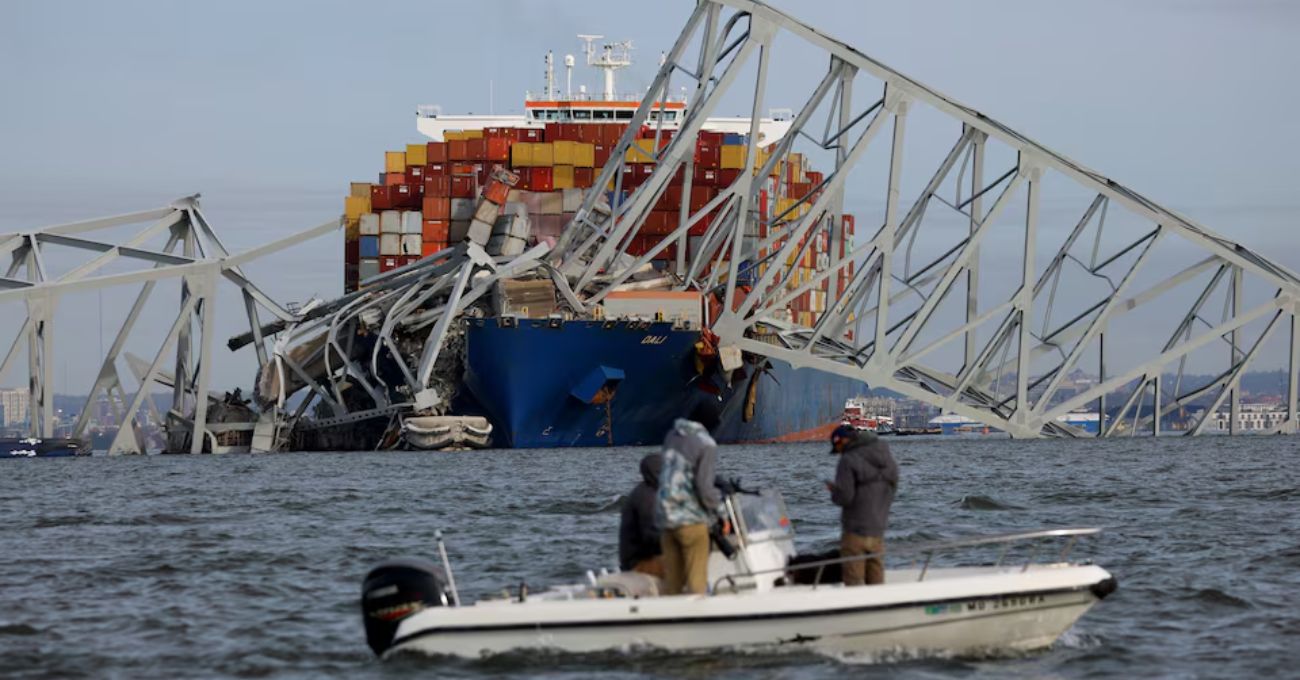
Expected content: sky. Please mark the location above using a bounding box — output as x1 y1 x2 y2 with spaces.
1 0 1298 394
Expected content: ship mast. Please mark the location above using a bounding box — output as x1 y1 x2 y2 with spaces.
578 34 632 101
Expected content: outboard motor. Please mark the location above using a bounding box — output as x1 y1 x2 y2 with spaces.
361 557 451 656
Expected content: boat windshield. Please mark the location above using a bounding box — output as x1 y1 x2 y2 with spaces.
735 489 794 540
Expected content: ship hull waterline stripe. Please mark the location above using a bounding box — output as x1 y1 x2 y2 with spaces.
390 582 1100 647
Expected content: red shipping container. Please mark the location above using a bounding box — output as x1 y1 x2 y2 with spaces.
451 162 476 175
394 183 418 208
426 162 450 176
422 241 449 257
379 255 401 272
406 165 425 182
466 138 486 161
399 255 421 267
636 163 655 180
413 181 424 197
593 144 611 167
370 185 394 210
790 182 813 200
526 167 554 192
450 176 476 198
575 124 600 144
475 164 491 186
717 168 741 187
427 142 448 163
698 130 724 147
484 137 511 162
694 166 719 187
602 124 626 146
688 213 711 236
423 175 451 197
516 127 544 142
695 143 720 167
483 127 512 140
573 167 594 188
344 238 359 265
448 139 470 161
689 186 714 213
422 219 450 242
383 172 405 186
423 196 450 219
806 171 824 186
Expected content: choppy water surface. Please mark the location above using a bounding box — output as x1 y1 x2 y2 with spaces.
1 436 1297 678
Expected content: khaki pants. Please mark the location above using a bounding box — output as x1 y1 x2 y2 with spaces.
841 533 885 586
631 555 665 579
661 523 711 594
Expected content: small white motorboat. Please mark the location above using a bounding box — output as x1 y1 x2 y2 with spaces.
361 489 1116 660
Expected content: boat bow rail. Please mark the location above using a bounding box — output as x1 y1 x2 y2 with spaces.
714 527 1105 593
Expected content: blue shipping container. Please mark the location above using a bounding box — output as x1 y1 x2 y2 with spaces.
723 133 746 145
359 235 380 258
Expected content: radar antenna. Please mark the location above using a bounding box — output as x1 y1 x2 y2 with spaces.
577 34 633 101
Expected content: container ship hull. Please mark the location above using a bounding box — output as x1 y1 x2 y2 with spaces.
463 319 860 448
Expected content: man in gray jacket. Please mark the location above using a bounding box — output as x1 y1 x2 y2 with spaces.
826 425 899 585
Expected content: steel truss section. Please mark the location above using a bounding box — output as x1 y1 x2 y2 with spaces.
550 0 1300 437
0 196 338 453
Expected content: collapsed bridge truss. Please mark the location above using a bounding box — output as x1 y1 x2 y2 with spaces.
551 0 1300 437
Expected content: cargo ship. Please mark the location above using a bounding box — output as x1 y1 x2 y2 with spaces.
337 38 864 448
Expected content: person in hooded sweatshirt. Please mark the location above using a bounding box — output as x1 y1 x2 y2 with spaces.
656 400 723 595
826 424 899 586
619 453 665 577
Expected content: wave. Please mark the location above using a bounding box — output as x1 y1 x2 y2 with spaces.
955 495 1024 511
1187 587 1253 610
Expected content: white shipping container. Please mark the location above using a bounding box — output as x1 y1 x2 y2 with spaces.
380 233 402 256
359 213 380 236
561 188 585 213
401 234 422 255
380 210 402 234
538 191 564 216
401 211 422 234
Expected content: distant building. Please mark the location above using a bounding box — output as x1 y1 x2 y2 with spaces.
928 411 1102 435
1212 404 1288 433
0 388 30 428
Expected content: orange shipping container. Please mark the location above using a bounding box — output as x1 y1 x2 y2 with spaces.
422 219 450 242
426 142 448 164
422 241 449 257
383 172 405 186
485 137 511 162
449 140 470 161
423 196 451 219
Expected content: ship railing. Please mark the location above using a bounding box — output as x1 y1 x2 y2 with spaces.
712 527 1103 592
523 90 688 104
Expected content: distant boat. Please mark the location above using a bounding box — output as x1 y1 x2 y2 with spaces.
0 437 88 459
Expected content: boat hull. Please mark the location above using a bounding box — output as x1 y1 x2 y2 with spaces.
462 319 864 448
0 437 86 459
388 565 1114 659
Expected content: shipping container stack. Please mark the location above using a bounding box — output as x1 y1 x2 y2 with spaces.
341 124 857 336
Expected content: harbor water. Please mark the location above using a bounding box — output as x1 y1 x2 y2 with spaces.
1 436 1296 678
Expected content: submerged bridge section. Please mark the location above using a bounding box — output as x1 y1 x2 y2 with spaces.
0 198 336 452
551 0 1300 437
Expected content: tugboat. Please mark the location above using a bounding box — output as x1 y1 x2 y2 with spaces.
841 398 897 435
0 437 87 459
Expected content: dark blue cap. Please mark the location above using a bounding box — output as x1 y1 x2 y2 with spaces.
831 424 857 442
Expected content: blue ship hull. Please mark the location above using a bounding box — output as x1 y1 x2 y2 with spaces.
462 318 864 448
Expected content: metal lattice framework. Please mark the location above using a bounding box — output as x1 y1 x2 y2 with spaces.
0 196 336 453
552 0 1300 436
